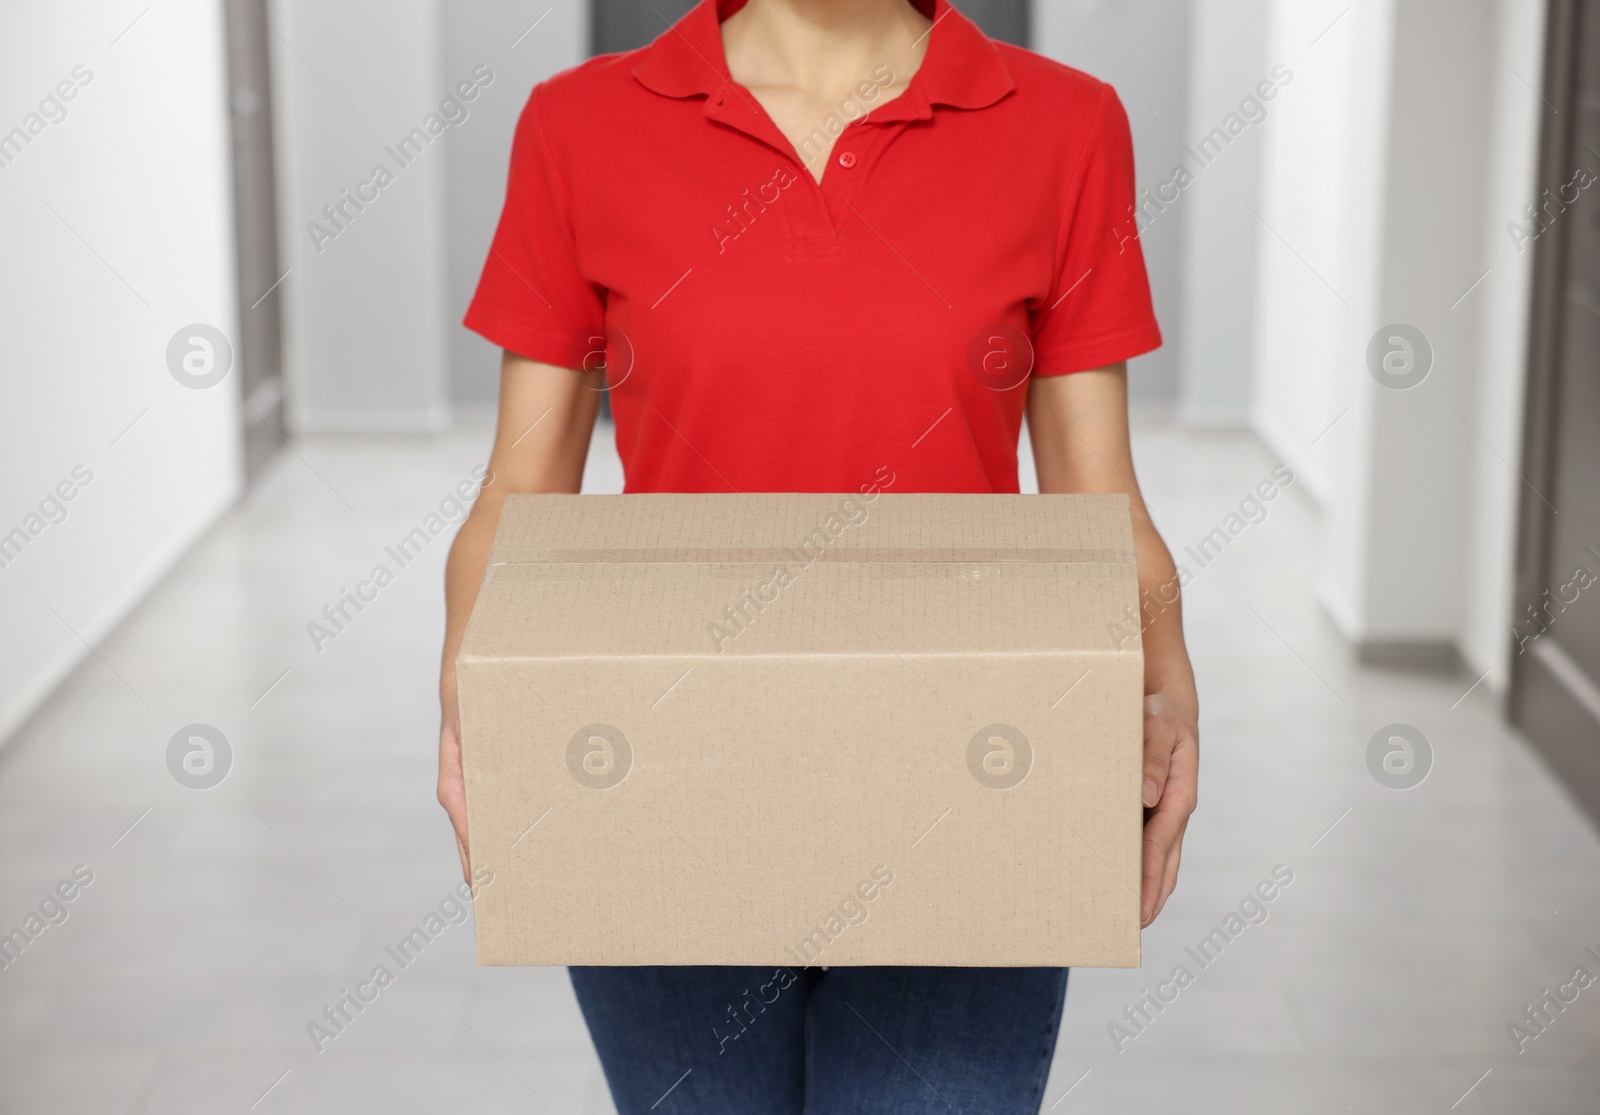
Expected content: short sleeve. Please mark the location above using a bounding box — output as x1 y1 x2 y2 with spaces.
463 87 604 368
1030 84 1163 375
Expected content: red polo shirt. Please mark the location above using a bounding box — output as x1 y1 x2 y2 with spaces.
465 0 1161 495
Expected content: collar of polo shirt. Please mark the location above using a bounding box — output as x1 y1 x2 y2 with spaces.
631 0 1016 118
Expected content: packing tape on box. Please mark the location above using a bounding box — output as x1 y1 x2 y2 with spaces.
490 547 1131 564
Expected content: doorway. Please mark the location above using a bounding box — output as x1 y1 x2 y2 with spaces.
223 0 287 484
1510 0 1600 823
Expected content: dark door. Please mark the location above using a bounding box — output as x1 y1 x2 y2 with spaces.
1510 0 1600 823
224 0 287 484
592 0 1029 55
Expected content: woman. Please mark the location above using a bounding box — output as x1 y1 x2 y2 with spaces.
438 0 1198 1109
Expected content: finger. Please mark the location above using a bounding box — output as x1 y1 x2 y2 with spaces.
439 717 471 882
437 777 465 823
1150 817 1186 925
1145 747 1196 926
1163 730 1200 804
1140 805 1184 925
1142 717 1177 809
444 794 469 850
441 788 470 868
1140 837 1160 926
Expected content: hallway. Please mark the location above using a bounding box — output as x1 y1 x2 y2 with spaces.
1 417 1597 1114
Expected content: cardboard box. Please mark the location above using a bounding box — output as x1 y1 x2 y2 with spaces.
457 492 1143 968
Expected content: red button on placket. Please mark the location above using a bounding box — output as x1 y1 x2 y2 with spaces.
837 150 857 169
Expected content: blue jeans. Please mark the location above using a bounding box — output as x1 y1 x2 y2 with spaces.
569 965 1069 1114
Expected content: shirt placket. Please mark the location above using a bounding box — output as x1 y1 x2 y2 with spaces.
816 121 887 237
774 118 886 253
706 82 934 255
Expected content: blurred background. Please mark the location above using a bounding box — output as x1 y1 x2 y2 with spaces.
1 0 1597 1112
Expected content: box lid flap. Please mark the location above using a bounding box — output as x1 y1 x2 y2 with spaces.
487 493 1135 566
461 493 1141 660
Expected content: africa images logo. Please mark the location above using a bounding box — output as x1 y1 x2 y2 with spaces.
567 724 632 790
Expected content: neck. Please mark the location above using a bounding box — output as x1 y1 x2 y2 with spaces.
723 0 931 94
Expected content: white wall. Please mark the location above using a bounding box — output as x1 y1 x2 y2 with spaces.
1251 0 1545 671
1032 0 1193 404
440 0 588 408
270 0 587 420
1175 0 1270 427
0 0 242 742
271 0 453 431
1249 0 1384 507
1461 0 1545 683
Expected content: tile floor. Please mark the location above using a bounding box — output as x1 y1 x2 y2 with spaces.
1 416 1597 1114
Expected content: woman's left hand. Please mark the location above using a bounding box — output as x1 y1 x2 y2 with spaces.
1140 689 1199 926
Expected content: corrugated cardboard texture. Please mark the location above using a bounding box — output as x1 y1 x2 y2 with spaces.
458 494 1144 967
